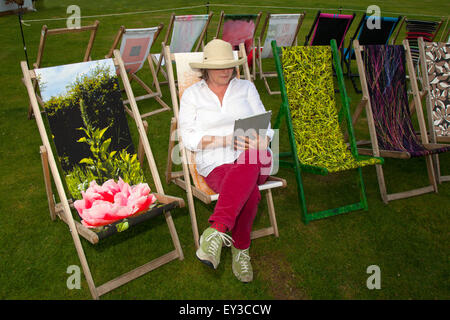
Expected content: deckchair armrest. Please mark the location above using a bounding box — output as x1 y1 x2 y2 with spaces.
154 193 185 208
436 136 450 143
423 143 450 150
173 177 214 204
209 176 286 202
357 147 411 159
266 175 287 188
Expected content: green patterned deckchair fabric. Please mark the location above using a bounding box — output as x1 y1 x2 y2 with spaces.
281 46 382 173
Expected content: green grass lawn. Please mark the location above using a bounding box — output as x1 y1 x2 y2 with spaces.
1 0 449 300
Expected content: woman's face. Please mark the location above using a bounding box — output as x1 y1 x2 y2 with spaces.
206 68 234 87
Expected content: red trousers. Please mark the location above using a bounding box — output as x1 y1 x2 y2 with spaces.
204 148 272 249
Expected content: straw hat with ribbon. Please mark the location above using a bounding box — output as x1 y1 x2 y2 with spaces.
189 39 246 70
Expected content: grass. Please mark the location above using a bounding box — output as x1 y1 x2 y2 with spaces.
0 0 449 300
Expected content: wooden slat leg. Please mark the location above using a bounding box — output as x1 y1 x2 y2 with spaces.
138 120 149 168
425 154 438 193
265 189 279 237
375 164 389 204
432 154 442 184
165 117 177 184
164 211 184 261
40 146 56 221
180 141 200 249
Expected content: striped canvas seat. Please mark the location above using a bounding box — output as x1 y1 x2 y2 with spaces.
363 44 450 157
405 19 442 64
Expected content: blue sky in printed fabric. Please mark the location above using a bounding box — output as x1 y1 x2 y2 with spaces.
35 59 116 102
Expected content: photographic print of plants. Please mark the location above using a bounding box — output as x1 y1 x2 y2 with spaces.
35 59 145 201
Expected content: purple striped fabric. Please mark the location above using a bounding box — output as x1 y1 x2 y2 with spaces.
363 44 450 157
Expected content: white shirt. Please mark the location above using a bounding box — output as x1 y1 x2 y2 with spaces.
179 77 274 177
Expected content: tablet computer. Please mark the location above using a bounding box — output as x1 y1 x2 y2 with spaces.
233 111 272 140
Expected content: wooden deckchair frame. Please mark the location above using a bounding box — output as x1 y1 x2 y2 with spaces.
27 21 100 119
105 24 172 119
272 39 382 224
343 14 402 93
352 39 445 203
215 11 263 79
417 37 450 183
21 51 184 299
442 26 450 42
154 12 214 85
163 43 286 249
255 12 305 95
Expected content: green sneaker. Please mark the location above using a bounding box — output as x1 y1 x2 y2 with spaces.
231 246 253 283
196 227 233 269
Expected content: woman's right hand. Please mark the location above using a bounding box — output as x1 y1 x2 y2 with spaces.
234 133 269 150
234 135 248 150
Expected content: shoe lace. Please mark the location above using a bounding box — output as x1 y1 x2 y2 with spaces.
205 231 233 256
235 249 251 273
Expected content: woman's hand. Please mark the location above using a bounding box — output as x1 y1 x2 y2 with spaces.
234 133 270 150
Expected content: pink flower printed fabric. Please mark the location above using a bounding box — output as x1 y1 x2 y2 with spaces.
74 178 156 228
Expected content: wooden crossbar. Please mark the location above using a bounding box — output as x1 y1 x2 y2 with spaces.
27 21 100 119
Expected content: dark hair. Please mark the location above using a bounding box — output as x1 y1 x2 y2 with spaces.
200 68 238 82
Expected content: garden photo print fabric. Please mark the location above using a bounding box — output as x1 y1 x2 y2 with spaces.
35 59 157 234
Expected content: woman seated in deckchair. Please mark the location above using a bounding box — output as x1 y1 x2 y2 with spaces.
179 39 273 283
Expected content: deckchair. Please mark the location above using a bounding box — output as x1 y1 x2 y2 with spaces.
271 39 383 224
254 12 305 95
27 20 100 119
304 11 355 52
417 37 450 183
0 0 33 16
154 13 214 83
105 24 171 119
215 11 262 76
352 39 450 203
163 43 286 248
343 14 402 92
391 18 443 65
21 52 184 299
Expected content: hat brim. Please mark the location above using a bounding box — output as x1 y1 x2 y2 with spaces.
189 57 247 70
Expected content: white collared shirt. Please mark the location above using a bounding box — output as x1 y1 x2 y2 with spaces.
179 77 274 177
